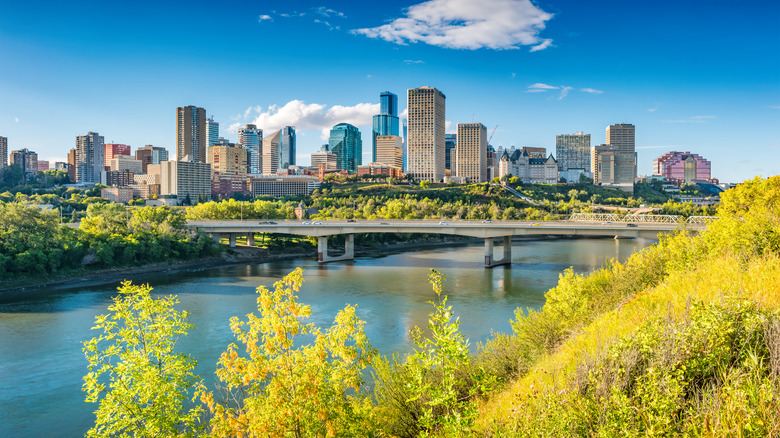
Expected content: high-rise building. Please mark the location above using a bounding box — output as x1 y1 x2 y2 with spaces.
67 149 77 182
280 126 296 169
372 91 400 162
160 160 212 203
590 123 636 192
208 143 248 197
104 144 131 166
407 86 446 181
10 148 38 174
328 123 362 173
135 145 168 174
76 132 105 183
653 151 712 184
0 136 7 169
445 134 457 175
592 144 635 194
375 135 403 169
107 156 143 174
402 119 408 171
206 117 220 148
176 105 207 163
455 123 487 183
311 149 337 171
262 129 281 175
239 124 262 175
606 123 636 180
556 132 591 182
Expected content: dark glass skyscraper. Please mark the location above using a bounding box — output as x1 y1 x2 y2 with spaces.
280 126 296 169
329 123 362 173
372 91 399 162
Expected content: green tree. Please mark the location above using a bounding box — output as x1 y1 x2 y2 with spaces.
201 268 376 437
82 282 203 437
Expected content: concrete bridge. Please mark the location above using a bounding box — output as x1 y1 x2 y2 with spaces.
188 219 706 268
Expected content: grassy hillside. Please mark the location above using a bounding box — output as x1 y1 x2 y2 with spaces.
474 176 780 436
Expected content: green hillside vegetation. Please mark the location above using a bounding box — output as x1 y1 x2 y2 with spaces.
476 176 780 436
80 176 779 436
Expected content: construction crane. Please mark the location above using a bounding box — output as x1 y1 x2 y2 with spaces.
488 125 499 145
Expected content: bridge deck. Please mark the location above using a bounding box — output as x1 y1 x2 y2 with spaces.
188 219 704 240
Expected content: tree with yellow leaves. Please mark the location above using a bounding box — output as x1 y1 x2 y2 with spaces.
200 268 376 437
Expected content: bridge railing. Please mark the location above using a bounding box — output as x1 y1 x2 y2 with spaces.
569 213 718 224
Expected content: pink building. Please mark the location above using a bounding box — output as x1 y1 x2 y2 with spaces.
104 143 131 166
653 151 711 184
37 160 50 172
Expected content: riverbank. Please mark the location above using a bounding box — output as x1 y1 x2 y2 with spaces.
0 234 601 296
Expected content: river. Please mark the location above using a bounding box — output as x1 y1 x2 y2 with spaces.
0 237 653 437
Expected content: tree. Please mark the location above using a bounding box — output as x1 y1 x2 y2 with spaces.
201 268 376 437
82 282 203 437
419 180 431 189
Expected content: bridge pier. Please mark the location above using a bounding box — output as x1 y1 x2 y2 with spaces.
246 233 255 246
228 234 236 248
318 234 355 263
485 236 512 268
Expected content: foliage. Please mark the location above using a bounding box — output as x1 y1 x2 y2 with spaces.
200 268 376 437
0 203 217 280
476 176 780 436
373 270 493 437
82 282 203 437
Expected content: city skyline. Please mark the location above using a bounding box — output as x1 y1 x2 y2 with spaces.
0 0 778 183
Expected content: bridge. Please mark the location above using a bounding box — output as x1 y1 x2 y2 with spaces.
188 218 708 268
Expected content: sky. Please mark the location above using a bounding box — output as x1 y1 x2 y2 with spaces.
1 0 778 183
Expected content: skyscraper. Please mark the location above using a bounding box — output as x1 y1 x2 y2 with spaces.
76 132 105 183
135 145 169 174
104 144 131 166
372 91 400 162
407 86 446 181
606 123 636 185
445 134 457 175
239 124 262 175
262 129 281 175
375 135 403 169
456 123 487 182
206 116 219 149
280 126 296 169
0 136 7 169
10 148 38 174
556 132 591 182
328 123 362 173
176 105 207 163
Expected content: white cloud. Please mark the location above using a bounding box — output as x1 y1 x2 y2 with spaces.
647 107 659 112
529 39 552 52
14 117 19 123
558 86 572 100
511 72 516 78
354 0 554 50
770 105 780 109
527 83 558 92
400 108 408 120
580 88 604 94
234 100 379 141
313 6 345 18
258 14 273 22
404 59 425 64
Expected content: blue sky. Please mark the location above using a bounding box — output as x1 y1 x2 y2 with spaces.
1 0 778 183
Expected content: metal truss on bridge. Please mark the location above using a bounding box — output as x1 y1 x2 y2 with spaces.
569 213 717 224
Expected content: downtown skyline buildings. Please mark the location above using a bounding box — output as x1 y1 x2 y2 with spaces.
1 0 777 183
